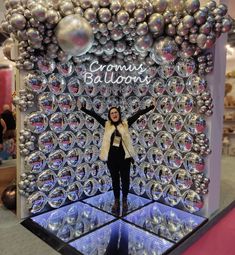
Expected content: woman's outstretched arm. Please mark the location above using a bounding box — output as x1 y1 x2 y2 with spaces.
80 105 106 127
127 105 155 127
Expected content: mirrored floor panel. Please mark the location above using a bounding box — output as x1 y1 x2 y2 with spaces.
84 191 151 216
124 202 207 243
69 220 174 255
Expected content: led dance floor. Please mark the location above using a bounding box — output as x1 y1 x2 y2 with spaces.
22 192 207 255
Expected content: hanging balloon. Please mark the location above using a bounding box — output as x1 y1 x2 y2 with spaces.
55 14 94 56
185 0 200 15
134 34 153 52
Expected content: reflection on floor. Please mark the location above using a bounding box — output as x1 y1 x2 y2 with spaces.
84 191 151 216
70 220 173 255
23 192 207 255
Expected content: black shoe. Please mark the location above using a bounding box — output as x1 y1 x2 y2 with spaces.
122 198 128 215
111 199 120 215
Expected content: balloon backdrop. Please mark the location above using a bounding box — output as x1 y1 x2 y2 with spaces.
1 0 231 214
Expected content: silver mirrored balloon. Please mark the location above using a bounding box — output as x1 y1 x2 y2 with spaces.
165 113 184 134
135 145 146 163
56 14 94 56
155 165 173 185
26 112 48 134
157 63 175 79
127 96 141 113
162 184 181 206
173 169 193 190
133 115 148 131
151 37 179 64
67 181 83 201
37 169 57 192
147 147 164 165
24 72 47 93
49 112 68 133
38 131 58 154
38 92 58 115
58 131 76 151
67 77 84 96
164 149 183 169
174 132 193 153
183 152 205 174
57 61 74 77
132 177 146 195
48 73 66 95
184 113 206 134
58 94 76 114
150 78 166 96
84 145 99 163
156 95 174 115
139 129 155 148
92 129 104 147
182 190 204 213
25 151 47 173
84 83 99 97
92 96 106 114
186 75 207 95
84 178 99 196
121 84 133 98
148 113 164 132
27 191 47 213
77 129 92 147
91 161 105 177
48 187 67 208
145 180 163 200
85 115 99 131
166 76 185 97
75 63 87 78
68 112 85 132
175 58 196 77
174 94 194 115
37 57 56 74
99 175 111 193
75 163 90 182
67 148 83 167
58 167 75 187
156 131 173 151
100 83 112 97
134 83 149 97
48 149 66 170
139 161 155 180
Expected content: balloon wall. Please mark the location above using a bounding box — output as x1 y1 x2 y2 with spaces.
1 0 232 216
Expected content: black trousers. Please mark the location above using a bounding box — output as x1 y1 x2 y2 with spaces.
107 158 131 200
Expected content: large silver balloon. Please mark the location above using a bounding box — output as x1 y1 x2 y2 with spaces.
134 34 153 52
151 37 178 64
152 0 168 13
10 13 26 30
148 13 164 35
56 14 94 56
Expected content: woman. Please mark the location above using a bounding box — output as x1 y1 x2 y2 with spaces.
81 101 155 213
0 118 7 165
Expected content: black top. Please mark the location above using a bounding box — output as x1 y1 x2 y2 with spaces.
1 110 16 130
81 105 154 161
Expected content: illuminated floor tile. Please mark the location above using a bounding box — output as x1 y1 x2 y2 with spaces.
84 191 151 216
31 201 115 242
69 220 174 255
124 202 206 243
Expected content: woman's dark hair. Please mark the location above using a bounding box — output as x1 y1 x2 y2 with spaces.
108 106 122 123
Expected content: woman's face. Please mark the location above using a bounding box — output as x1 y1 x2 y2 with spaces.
109 108 120 123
